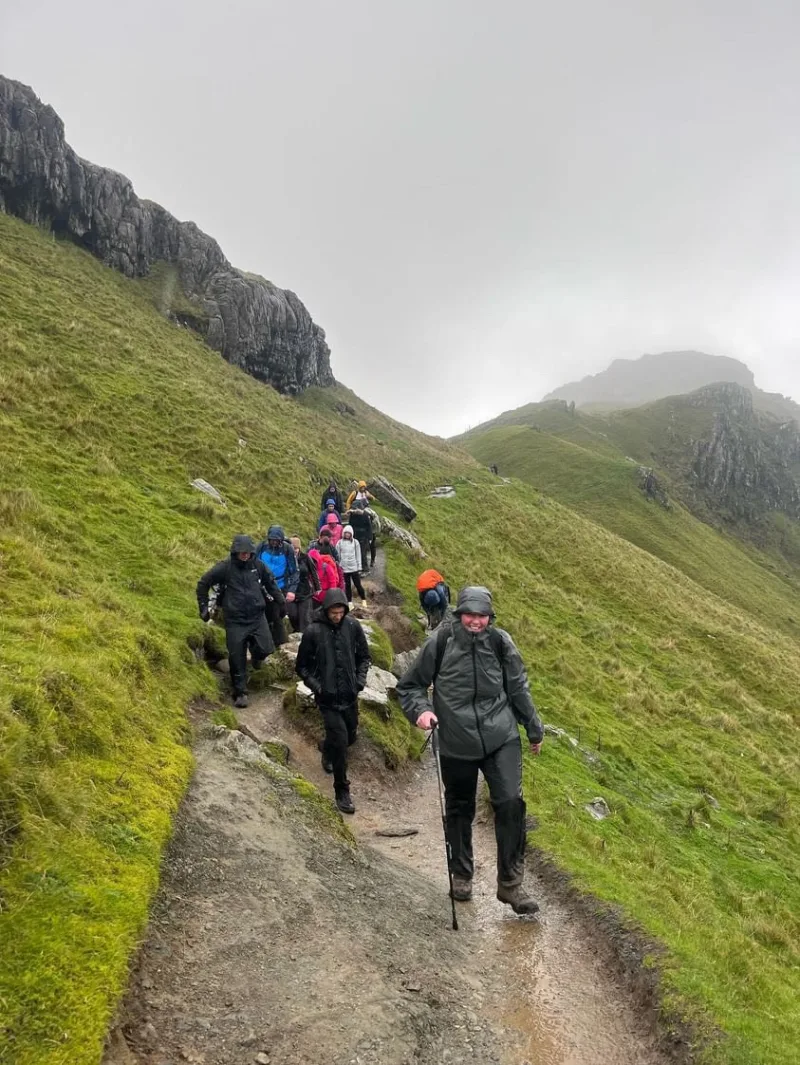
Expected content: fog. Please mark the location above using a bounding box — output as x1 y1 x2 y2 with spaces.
3 0 800 434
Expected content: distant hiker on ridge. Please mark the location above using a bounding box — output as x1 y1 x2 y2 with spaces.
397 586 544 914
296 589 371 815
320 480 344 515
288 535 320 633
345 480 374 511
338 524 367 607
196 535 285 709
417 568 451 629
256 525 298 647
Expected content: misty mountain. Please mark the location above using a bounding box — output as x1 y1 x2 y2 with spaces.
543 350 755 410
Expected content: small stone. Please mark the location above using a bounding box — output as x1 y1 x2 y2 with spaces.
255 1054 270 1065
584 797 611 820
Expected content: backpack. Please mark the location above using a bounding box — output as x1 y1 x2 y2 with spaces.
310 550 341 601
432 624 507 690
417 569 446 593
209 559 274 621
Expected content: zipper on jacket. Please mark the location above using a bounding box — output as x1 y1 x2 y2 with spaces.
471 641 488 757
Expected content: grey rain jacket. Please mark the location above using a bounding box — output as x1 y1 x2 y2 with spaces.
397 586 544 759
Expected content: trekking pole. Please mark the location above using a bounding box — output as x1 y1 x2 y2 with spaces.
430 724 459 931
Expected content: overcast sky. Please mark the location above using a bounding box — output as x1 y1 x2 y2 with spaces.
3 1 800 435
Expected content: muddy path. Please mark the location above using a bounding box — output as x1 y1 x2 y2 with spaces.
106 558 675 1065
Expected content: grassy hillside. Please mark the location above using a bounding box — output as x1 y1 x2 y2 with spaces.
1 211 800 1065
464 424 800 639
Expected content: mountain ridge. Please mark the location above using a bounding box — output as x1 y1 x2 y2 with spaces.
0 74 333 394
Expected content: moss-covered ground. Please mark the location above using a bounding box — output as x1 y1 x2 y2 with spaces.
1 211 800 1064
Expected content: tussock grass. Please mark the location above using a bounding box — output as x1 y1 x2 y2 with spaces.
1 210 800 1063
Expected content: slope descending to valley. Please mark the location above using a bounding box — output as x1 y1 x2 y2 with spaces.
1 212 800 1065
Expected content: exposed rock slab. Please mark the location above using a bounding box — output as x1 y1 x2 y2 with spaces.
367 476 417 522
381 517 426 558
0 75 333 394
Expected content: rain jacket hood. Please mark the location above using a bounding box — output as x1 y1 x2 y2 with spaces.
266 524 286 543
322 587 349 616
342 524 354 539
231 534 256 557
453 585 495 617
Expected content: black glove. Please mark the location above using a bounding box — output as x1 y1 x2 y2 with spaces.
200 608 210 623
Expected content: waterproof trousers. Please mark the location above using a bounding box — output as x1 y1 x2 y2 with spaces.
439 738 526 888
264 597 288 648
225 617 273 697
319 701 359 792
287 597 313 634
344 571 365 602
356 536 371 572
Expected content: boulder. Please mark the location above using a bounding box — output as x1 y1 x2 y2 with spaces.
367 476 417 522
359 665 399 718
381 517 426 558
430 486 456 499
295 681 316 710
0 75 333 395
392 648 420 678
191 478 225 505
584 797 611 821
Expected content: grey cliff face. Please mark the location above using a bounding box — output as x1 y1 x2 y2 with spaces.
0 76 334 393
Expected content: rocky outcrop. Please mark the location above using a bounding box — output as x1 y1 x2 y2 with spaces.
0 76 333 394
690 384 800 521
367 476 417 522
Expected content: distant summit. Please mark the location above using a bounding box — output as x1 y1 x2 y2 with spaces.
543 351 755 409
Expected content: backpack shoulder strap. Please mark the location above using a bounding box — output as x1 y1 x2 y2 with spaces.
432 625 451 683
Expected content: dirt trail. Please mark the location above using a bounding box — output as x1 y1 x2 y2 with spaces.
107 558 675 1065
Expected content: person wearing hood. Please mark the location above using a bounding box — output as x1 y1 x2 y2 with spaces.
397 586 544 915
322 511 343 547
345 480 374 511
318 499 342 530
196 535 285 708
308 524 340 563
347 502 373 578
320 481 344 515
338 525 366 607
295 589 371 814
255 525 299 647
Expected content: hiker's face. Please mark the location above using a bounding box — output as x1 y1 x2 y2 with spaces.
268 539 280 548
327 605 346 624
290 540 301 556
460 612 490 634
236 552 252 562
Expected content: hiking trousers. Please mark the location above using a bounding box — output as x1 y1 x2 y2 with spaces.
226 617 273 697
344 571 365 602
356 536 371 572
287 597 313 634
318 701 359 792
439 738 526 888
264 597 288 648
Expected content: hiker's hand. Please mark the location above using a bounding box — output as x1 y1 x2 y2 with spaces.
200 608 210 623
285 592 296 602
529 742 543 756
416 711 438 731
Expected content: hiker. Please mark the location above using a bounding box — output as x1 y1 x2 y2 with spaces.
308 524 340 562
365 506 381 569
308 541 345 603
196 535 285 709
348 503 373 577
288 535 320 633
255 525 299 647
417 568 451 629
323 510 344 547
318 498 341 530
345 480 374 511
397 586 544 914
295 588 371 814
338 524 367 607
320 481 344 515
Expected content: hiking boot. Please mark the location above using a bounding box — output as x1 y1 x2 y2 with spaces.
233 693 249 709
336 789 355 815
317 739 333 774
361 597 368 607
497 883 540 915
451 876 473 902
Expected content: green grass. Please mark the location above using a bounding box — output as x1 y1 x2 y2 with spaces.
1 210 800 1064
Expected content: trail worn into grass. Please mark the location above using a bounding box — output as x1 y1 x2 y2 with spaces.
106 680 676 1065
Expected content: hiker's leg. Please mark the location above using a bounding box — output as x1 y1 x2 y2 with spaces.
265 598 287 648
358 537 370 571
286 599 300 632
370 537 377 566
343 701 359 746
249 616 274 670
296 597 313 633
351 572 365 600
439 755 479 880
344 572 354 602
320 706 349 791
483 739 526 888
225 623 248 697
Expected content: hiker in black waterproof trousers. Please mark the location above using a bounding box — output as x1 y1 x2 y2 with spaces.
397 586 544 914
295 588 371 815
196 535 285 709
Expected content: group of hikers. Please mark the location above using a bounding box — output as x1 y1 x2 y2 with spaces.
196 477 544 915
